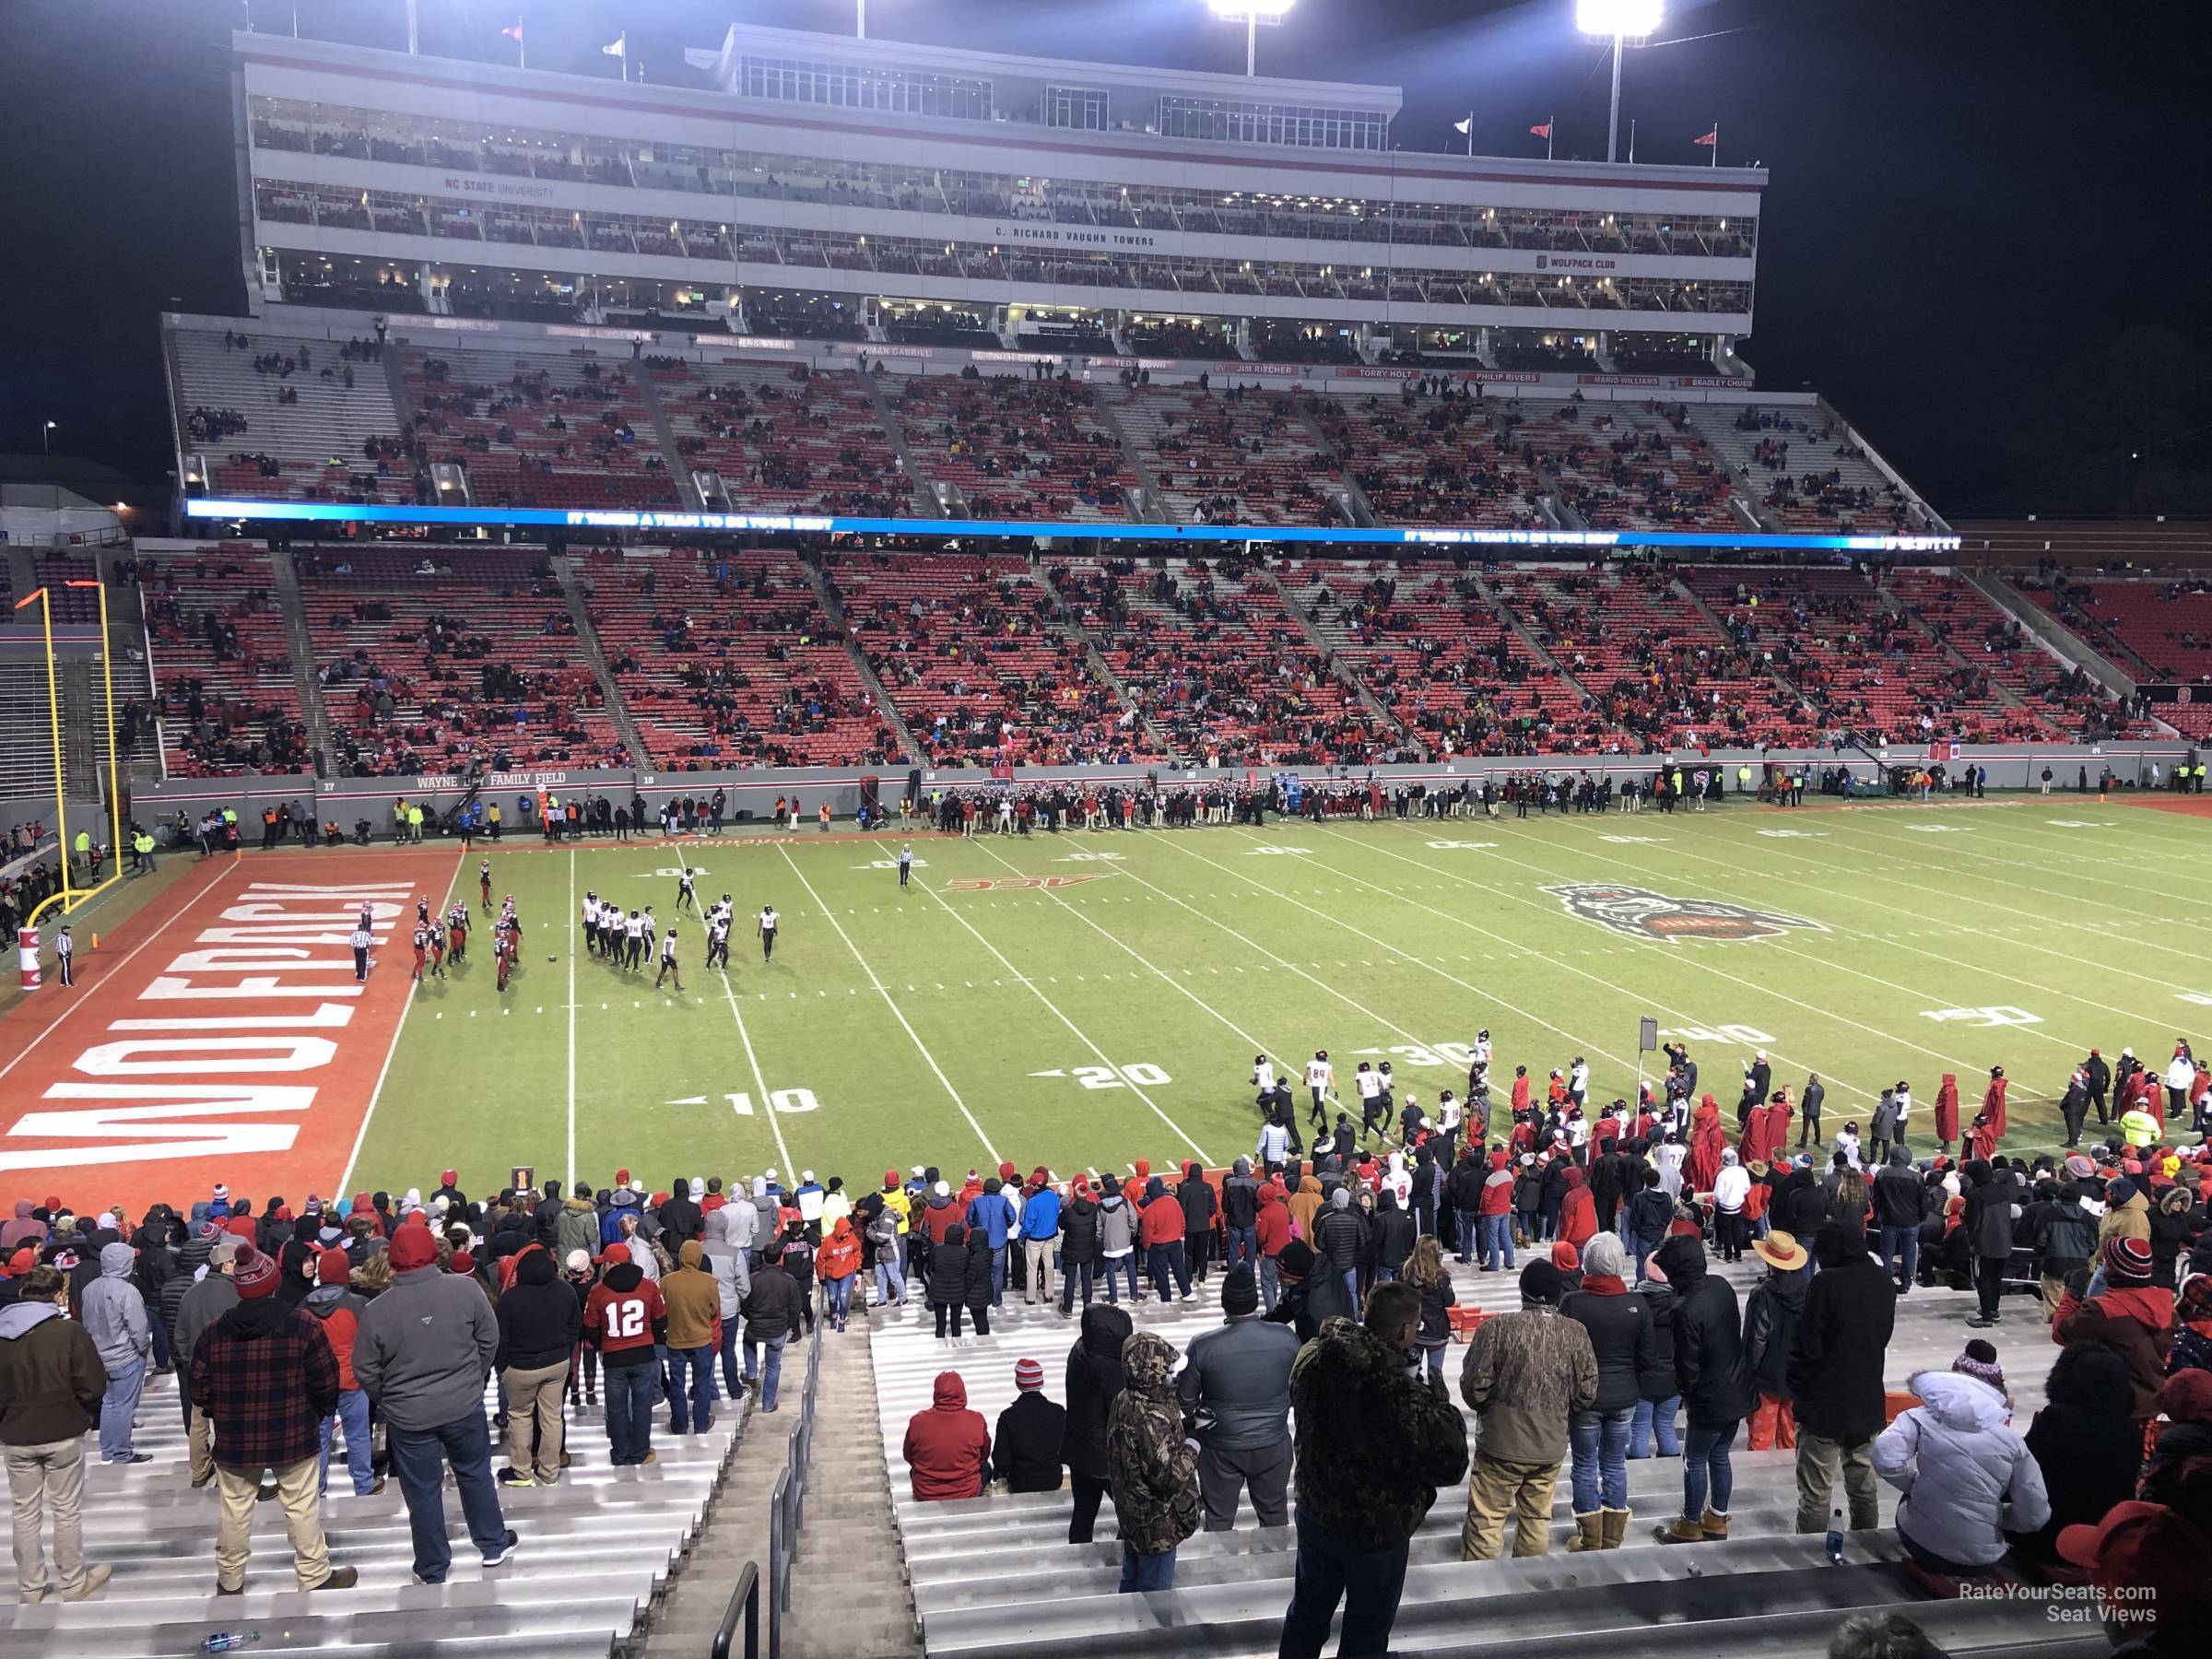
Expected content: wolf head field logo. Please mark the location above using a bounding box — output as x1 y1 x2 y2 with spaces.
1543 883 1824 943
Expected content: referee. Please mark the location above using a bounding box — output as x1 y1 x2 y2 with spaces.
55 925 76 987
350 921 372 982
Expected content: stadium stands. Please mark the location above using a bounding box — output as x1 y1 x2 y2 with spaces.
1700 407 1915 535
892 376 1136 522
294 546 630 775
652 361 913 515
1045 555 1397 765
171 327 406 503
1102 385 1339 526
2011 572 2212 688
400 347 680 510
825 551 1140 765
139 545 315 777
579 547 903 768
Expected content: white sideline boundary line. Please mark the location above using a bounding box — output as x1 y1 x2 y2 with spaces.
566 848 577 1178
338 848 469 1199
915 862 1211 1165
777 844 1000 1165
0 859 241 1088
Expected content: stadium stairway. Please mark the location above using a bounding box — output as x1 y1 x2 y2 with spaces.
267 547 335 757
552 554 651 764
871 1253 2079 1658
0 1368 738 1659
797 559 925 759
1260 567 1419 755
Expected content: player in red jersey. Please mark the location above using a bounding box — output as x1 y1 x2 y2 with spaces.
411 924 429 982
479 858 493 912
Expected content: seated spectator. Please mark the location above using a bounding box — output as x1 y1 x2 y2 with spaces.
903 1371 990 1502
2007 1342 2142 1570
1874 1341 2050 1582
992 1357 1067 1495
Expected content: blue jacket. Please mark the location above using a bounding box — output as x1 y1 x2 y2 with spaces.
1018 1188 1062 1241
966 1191 1015 1250
600 1193 642 1247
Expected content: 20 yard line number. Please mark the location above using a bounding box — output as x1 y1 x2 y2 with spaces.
1031 1063 1173 1090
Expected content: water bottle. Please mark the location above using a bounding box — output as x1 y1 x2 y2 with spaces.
1826 1508 1845 1566
203 1634 261 1653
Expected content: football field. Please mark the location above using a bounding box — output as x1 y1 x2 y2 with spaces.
346 794 2212 1196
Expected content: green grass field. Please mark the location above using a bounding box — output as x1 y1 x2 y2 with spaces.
348 795 2212 1197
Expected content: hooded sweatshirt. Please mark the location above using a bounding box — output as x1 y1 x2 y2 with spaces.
79 1241 152 1372
902 1371 991 1502
496 1246 582 1371
1064 1303 1134 1482
1107 1332 1202 1557
555 1195 602 1265
0 1201 46 1253
700 1205 752 1319
1874 1370 2051 1568
1096 1190 1135 1257
661 1240 723 1350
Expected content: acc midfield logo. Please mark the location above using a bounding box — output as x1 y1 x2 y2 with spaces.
1542 883 1825 943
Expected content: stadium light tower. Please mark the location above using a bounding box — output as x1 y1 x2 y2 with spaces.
1578 0 1661 164
1206 0 1295 78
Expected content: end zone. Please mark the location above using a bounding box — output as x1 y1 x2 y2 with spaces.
0 851 458 1216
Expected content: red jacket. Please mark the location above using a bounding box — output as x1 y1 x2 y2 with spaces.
902 1372 990 1501
1254 1190 1292 1256
1477 1153 1515 1217
1138 1194 1184 1248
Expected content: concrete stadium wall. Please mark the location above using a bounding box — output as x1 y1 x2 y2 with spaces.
124 740 2198 833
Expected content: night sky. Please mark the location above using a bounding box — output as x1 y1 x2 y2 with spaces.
6 0 2206 515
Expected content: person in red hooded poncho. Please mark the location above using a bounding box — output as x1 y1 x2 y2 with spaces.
1684 1095 1725 1194
1981 1066 2007 1143
1558 1166 1597 1249
1932 1073 1959 1153
903 1371 991 1500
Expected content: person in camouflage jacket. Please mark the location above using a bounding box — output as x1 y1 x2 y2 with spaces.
1107 1330 1201 1590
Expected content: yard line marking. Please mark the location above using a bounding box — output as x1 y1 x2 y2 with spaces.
713 943 795 1179
912 861 1210 1164
339 847 467 1198
775 845 998 1163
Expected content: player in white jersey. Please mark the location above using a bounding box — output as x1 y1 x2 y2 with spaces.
1304 1051 1334 1135
759 906 779 961
624 909 649 971
705 912 732 971
1354 1061 1388 1141
676 866 698 914
581 891 601 956
654 928 684 993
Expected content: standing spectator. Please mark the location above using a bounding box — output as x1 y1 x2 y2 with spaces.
700 1206 751 1394
189 1248 359 1594
495 1247 580 1487
1314 1187 1365 1306
1404 1235 1457 1382
1177 1264 1300 1530
1458 1259 1597 1559
78 1241 152 1465
1559 1234 1653 1549
1018 1176 1061 1307
1139 1175 1194 1304
902 1371 991 1501
1629 1253 1683 1459
1278 1280 1469 1659
0 1265 112 1605
1789 1221 1895 1534
1221 1158 1261 1271
1743 1230 1809 1450
1179 1162 1217 1286
1653 1233 1752 1543
660 1240 722 1434
585 1241 666 1463
1962 1159 2019 1328
172 1233 241 1487
1065 1303 1132 1544
1874 1342 2050 1581
354 1223 514 1583
1107 1331 1201 1592
303 1247 379 1497
993 1358 1067 1494
1872 1147 1927 1292
738 1241 804 1411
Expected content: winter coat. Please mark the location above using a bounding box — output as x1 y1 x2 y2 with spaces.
0 1301 105 1445
1370 1191 1417 1273
171 1261 240 1384
1787 1253 1895 1441
302 1280 369 1391
1177 1313 1300 1452
962 1230 995 1311
925 1226 971 1310
1875 1371 2051 1569
1269 1258 1355 1343
656 1191 703 1252
191 1297 340 1472
1287 1175 1325 1240
2035 1197 2098 1270
1963 1165 2018 1259
1178 1166 1217 1235
903 1372 991 1501
1108 1333 1201 1557
1290 1314 1468 1548
79 1241 151 1373
2008 1397 2144 1565
1059 1195 1100 1264
994 1391 1067 1494
1096 1195 1136 1257
2148 1189 2195 1289
1460 1304 1597 1465
1137 1192 1185 1250
1560 1278 1655 1413
1221 1164 1261 1230
1741 1269 1808 1399
2053 1288 2174 1417
1655 1236 1751 1428
353 1264 499 1432
738 1263 804 1343
700 1206 751 1320
1624 1185 1674 1243
554 1197 601 1265
495 1247 582 1371
1064 1303 1134 1482
1633 1282 1680 1402
2098 1188 2150 1248
1314 1199 1366 1271
1255 1186 1293 1257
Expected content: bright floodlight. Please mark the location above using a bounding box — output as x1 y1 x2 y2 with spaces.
1207 0 1296 18
1577 0 1661 37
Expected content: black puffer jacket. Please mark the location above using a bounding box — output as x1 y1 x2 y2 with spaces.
926 1224 971 1310
1633 1281 1679 1402
1654 1236 1750 1428
1064 1303 1134 1482
1559 1283 1655 1412
1370 1191 1416 1276
1058 1194 1100 1265
1178 1165 1217 1235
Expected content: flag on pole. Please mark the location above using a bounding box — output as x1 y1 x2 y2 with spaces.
501 22 523 42
603 33 627 57
1453 115 1473 135
1528 122 1552 138
1693 126 1717 147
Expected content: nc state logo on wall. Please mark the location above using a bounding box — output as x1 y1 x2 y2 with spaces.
1542 884 1825 943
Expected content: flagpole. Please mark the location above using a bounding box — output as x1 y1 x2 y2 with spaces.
1712 122 1718 166
1466 112 1475 158
1547 115 1555 162
517 18 525 70
1629 118 1635 165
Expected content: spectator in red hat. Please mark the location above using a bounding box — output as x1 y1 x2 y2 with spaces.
188 1247 359 1594
2054 1238 2175 1418
354 1223 513 1582
2058 1497 2212 1651
994 1358 1067 1494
